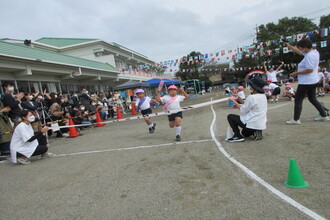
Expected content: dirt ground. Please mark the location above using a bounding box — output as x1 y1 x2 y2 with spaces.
1 88 329 220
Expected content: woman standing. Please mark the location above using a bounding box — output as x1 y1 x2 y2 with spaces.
10 110 50 165
285 38 329 124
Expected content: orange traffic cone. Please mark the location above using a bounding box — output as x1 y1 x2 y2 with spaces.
95 109 105 127
116 105 123 119
131 103 137 115
67 116 80 138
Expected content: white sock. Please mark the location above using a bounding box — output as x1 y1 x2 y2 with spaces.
149 123 153 128
176 126 181 136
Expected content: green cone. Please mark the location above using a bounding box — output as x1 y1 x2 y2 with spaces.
284 158 309 188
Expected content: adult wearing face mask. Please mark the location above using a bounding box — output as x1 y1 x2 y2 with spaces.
49 97 69 138
2 82 24 126
284 38 329 124
79 88 92 110
226 76 267 142
10 110 51 165
21 93 41 132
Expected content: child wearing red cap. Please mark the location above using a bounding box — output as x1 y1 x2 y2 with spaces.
266 79 281 102
282 85 295 101
156 85 188 141
135 89 156 133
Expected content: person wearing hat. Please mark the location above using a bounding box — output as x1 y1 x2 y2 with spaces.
237 86 246 103
284 38 329 124
156 85 188 141
135 89 156 133
227 76 267 142
282 84 295 101
266 79 281 103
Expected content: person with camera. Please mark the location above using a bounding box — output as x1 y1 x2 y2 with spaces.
10 110 51 165
284 38 329 124
2 82 24 127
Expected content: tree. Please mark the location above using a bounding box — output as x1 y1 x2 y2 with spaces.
319 13 330 28
257 17 318 42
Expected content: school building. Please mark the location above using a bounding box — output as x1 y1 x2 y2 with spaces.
0 37 168 94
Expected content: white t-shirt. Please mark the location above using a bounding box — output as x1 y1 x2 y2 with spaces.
240 93 268 130
135 97 151 110
297 50 320 85
237 91 245 100
285 88 295 94
268 83 279 90
160 95 185 111
10 122 38 163
266 70 278 82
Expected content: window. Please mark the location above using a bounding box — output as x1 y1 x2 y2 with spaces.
61 84 68 95
16 81 30 93
30 81 41 93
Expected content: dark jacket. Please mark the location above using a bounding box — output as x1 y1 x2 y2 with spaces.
2 93 21 119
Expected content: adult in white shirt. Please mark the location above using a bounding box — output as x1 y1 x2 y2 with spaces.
264 61 284 84
284 38 329 124
10 110 50 165
227 76 267 142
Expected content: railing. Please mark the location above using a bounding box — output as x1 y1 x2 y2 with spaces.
117 68 169 79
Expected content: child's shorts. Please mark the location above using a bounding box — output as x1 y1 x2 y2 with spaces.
141 108 152 116
168 111 183 121
272 87 281 96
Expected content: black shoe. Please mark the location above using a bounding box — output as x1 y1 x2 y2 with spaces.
253 130 263 141
176 135 181 141
227 136 244 142
149 127 154 133
152 123 156 131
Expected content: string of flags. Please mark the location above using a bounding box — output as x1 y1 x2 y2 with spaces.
159 26 330 73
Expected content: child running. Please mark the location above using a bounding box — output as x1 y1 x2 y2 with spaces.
135 89 156 133
156 85 189 141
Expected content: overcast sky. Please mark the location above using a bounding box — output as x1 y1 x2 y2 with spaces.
1 0 329 62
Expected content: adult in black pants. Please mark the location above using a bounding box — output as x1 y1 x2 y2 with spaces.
226 76 268 142
10 110 51 165
284 38 329 124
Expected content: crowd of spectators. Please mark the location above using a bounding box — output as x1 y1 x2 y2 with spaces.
0 82 129 158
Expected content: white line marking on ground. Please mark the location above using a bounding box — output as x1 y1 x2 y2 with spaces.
53 139 213 157
209 104 325 220
268 102 292 110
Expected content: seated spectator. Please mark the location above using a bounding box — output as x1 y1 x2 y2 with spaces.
0 102 12 156
282 85 295 101
2 82 24 126
10 110 51 165
49 97 69 138
21 92 41 132
88 100 97 122
226 76 267 142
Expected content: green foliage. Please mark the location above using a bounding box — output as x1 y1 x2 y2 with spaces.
320 13 330 28
257 17 318 42
176 51 203 81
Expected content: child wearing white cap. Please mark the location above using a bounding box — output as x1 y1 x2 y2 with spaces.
135 89 156 133
156 85 188 141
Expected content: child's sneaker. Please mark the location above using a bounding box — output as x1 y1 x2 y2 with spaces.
149 127 154 133
286 119 301 125
152 123 157 131
227 136 244 142
176 135 181 141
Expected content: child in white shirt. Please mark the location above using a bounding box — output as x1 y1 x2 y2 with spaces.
156 85 188 141
135 89 156 133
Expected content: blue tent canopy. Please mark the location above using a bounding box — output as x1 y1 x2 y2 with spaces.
145 78 184 87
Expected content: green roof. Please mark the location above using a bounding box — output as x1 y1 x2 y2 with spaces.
35 37 99 47
0 41 118 73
